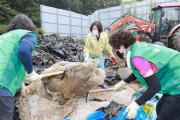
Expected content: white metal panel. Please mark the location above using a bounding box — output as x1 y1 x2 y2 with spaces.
60 33 71 36
99 8 109 13
109 18 119 24
101 20 109 27
109 6 121 11
58 15 70 25
71 12 82 18
82 15 89 20
59 25 70 34
41 0 177 38
100 12 109 19
82 20 90 27
109 11 121 18
42 13 57 23
44 23 57 33
41 5 57 13
71 26 81 34
71 18 81 26
82 28 89 35
141 1 147 6
58 9 70 16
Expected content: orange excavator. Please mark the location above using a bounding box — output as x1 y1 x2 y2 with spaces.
106 3 180 51
109 13 155 35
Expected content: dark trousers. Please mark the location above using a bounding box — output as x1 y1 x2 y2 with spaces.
0 96 14 120
156 94 180 120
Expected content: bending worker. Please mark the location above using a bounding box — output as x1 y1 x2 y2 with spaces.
0 14 40 120
83 21 116 89
109 29 180 120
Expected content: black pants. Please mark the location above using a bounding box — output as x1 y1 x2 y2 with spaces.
156 94 180 120
0 96 14 120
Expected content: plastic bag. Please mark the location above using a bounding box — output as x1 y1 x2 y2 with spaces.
110 106 150 120
86 111 106 120
135 108 150 120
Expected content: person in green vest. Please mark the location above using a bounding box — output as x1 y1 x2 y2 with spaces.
0 14 40 120
109 29 180 120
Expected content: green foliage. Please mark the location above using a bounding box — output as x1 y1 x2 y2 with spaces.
127 5 132 14
150 1 157 9
121 0 136 5
79 38 85 43
0 0 17 24
37 28 44 34
0 0 122 28
0 24 8 34
42 0 122 15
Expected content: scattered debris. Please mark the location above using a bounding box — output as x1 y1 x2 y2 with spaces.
97 101 123 119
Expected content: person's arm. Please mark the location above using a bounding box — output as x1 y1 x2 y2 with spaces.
132 57 161 105
125 57 161 119
18 33 36 74
103 33 117 63
104 33 113 55
83 36 90 60
114 73 136 92
18 33 39 82
124 73 136 83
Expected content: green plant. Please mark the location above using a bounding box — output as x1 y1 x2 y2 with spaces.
0 24 8 34
79 38 85 43
37 28 44 34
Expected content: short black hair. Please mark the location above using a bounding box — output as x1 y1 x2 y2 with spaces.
90 21 103 33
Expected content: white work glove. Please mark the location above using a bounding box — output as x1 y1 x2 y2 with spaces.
26 70 40 82
21 83 31 97
114 80 127 92
84 55 89 62
125 101 139 119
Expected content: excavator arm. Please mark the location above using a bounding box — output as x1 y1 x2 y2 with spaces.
109 14 155 33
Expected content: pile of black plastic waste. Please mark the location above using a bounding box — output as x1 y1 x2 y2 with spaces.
33 34 84 73
33 34 121 85
104 59 121 85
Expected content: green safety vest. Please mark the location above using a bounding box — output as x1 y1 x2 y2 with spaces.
130 42 180 95
0 29 38 96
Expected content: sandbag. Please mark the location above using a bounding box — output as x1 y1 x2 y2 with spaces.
19 59 106 120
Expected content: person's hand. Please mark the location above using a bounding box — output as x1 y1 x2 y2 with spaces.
21 83 31 96
125 101 139 119
114 80 127 92
84 59 89 62
26 70 40 82
111 54 117 63
84 55 89 62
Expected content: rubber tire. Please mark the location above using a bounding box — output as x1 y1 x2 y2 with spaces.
173 29 180 51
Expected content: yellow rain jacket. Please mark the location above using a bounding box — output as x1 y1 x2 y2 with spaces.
83 32 113 57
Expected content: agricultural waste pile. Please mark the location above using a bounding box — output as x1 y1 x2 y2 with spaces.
33 34 121 84
13 34 122 120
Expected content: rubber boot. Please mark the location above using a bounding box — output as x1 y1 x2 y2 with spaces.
99 82 108 89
